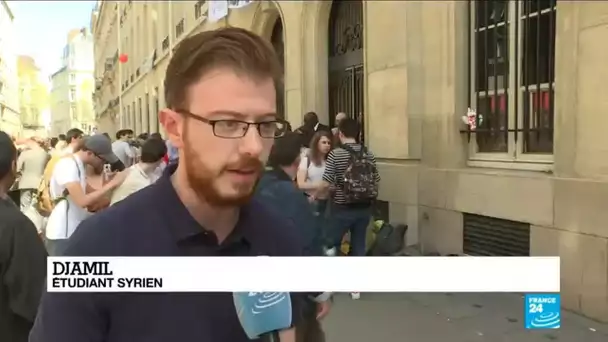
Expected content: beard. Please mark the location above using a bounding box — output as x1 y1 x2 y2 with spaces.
182 134 263 207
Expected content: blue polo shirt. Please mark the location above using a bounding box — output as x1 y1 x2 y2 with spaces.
30 164 305 342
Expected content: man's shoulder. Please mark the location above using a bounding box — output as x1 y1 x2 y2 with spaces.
64 186 163 256
0 200 29 230
246 199 304 256
53 155 76 170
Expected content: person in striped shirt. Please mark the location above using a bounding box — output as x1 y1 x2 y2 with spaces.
320 118 380 300
320 117 381 253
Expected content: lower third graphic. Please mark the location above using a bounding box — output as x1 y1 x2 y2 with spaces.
524 293 560 329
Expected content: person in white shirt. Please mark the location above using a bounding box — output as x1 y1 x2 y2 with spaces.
112 129 136 167
59 128 85 156
110 137 167 205
296 131 333 214
45 135 127 256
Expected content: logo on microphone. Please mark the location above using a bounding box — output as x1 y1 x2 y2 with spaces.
248 292 287 314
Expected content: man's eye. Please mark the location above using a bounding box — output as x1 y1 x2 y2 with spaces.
217 121 240 129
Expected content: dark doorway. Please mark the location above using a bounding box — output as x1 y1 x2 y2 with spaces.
328 0 364 142
270 18 285 119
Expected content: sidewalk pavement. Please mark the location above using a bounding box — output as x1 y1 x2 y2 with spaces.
322 293 608 342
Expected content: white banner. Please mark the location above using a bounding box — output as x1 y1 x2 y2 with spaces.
228 0 253 9
209 0 229 22
47 256 560 293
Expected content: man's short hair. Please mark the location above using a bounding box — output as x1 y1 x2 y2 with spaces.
66 128 84 143
267 132 302 168
150 132 163 140
0 131 17 180
303 112 319 126
338 118 359 139
50 137 59 148
164 27 283 110
115 129 133 140
140 138 168 163
58 134 66 141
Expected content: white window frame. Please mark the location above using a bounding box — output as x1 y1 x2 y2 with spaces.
468 1 556 171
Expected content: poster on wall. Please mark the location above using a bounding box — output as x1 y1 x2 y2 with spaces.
209 0 229 22
228 0 253 9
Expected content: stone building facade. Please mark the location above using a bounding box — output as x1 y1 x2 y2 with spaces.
92 1 608 322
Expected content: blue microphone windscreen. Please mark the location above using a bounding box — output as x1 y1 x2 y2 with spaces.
233 292 293 339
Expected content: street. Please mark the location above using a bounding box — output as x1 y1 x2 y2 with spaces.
323 293 608 342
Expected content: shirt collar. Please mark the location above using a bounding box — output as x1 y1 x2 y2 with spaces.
156 163 252 246
314 122 320 131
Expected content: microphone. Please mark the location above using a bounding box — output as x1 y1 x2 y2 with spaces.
233 292 293 341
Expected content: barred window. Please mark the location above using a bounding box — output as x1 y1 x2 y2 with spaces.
469 0 556 159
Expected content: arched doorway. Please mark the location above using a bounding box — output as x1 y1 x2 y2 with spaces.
270 19 285 119
327 0 364 142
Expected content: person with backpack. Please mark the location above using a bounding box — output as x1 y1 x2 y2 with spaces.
320 118 381 299
43 135 127 256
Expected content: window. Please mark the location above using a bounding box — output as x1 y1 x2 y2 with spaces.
162 36 170 51
132 101 136 131
175 18 185 38
126 105 131 127
195 1 206 19
469 0 556 161
138 97 143 132
69 73 76 83
71 104 78 120
69 87 77 102
151 9 158 51
154 87 160 132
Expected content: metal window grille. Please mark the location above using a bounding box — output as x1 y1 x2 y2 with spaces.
468 0 556 155
463 213 530 256
327 1 365 143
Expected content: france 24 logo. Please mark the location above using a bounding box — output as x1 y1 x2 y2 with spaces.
524 294 560 329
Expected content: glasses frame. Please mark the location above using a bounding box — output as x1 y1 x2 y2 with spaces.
176 109 288 139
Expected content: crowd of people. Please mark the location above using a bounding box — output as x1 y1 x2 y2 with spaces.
0 26 381 342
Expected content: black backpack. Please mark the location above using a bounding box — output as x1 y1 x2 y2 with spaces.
341 145 379 203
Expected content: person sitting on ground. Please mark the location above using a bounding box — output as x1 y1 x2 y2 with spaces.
110 137 168 205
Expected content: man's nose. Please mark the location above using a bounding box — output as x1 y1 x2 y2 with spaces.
239 125 264 156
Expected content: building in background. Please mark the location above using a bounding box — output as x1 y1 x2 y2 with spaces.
0 0 21 137
50 28 95 136
17 56 49 137
93 1 608 322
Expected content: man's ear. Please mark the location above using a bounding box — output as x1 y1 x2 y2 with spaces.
159 109 184 149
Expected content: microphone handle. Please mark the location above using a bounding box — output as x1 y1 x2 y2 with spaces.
268 331 279 342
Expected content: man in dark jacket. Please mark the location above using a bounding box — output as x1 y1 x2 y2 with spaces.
0 131 48 342
295 112 331 148
254 132 330 342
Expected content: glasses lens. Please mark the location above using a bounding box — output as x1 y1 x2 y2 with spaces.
259 121 286 138
214 120 249 138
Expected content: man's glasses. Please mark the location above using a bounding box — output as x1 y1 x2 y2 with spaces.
178 110 288 139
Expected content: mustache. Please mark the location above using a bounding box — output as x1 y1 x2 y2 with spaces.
225 156 264 172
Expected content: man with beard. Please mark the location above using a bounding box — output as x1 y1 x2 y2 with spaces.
30 27 317 342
